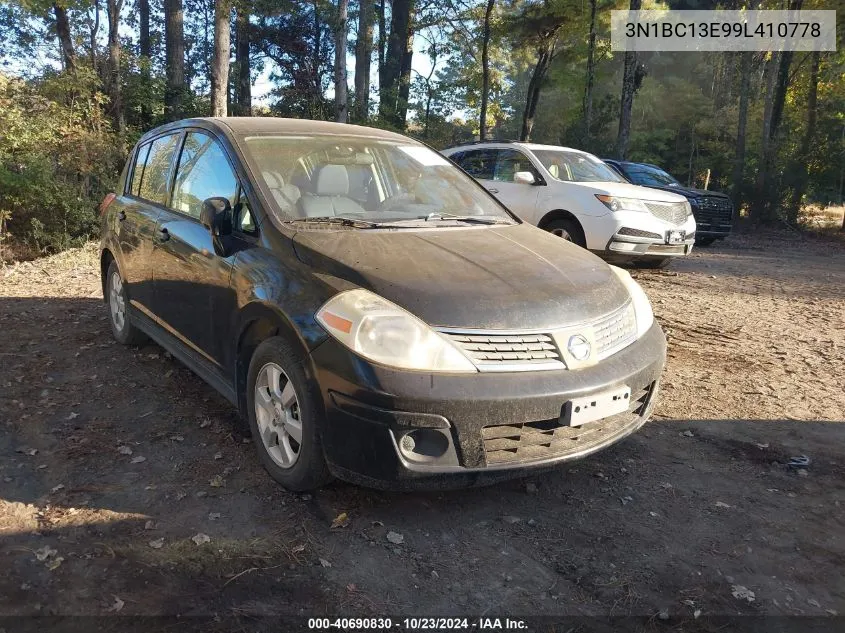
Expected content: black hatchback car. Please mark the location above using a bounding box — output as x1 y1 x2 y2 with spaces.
100 117 666 490
604 160 733 245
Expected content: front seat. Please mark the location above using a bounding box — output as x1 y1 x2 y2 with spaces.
299 164 366 218
262 170 301 215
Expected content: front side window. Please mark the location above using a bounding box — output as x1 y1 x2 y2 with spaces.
172 132 239 219
240 136 514 226
493 149 540 183
531 149 625 184
138 133 181 205
625 165 681 187
454 149 495 180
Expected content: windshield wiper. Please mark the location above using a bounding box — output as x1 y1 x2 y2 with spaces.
284 216 386 229
421 212 511 225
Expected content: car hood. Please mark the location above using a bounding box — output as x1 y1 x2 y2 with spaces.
634 183 731 200
584 181 689 203
292 223 631 330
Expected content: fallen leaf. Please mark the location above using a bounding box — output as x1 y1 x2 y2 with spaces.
117 445 133 455
169 435 184 442
45 557 64 571
715 501 732 509
144 520 156 530
213 452 223 460
346 583 357 592
731 585 755 603
319 558 332 568
209 475 224 488
208 512 221 521
50 484 65 493
148 538 164 549
130 456 146 464
386 531 404 544
66 412 79 420
107 595 125 613
292 544 306 553
34 546 57 561
330 512 349 529
191 533 211 546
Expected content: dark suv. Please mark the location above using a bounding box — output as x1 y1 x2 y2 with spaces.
604 160 733 245
100 117 665 490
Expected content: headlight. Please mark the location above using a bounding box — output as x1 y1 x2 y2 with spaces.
595 195 649 213
609 266 654 338
684 199 693 216
316 289 477 372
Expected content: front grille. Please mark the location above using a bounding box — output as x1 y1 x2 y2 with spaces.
482 384 653 465
617 227 663 240
694 196 733 226
645 201 689 225
592 304 637 360
442 332 564 369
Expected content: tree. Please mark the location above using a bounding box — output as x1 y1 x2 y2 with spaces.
353 0 374 122
478 0 494 140
210 0 231 116
616 0 641 159
731 51 752 212
234 5 251 115
106 0 125 131
138 0 152 127
582 0 596 139
164 0 185 121
788 51 820 217
379 0 413 128
53 3 76 72
334 0 348 122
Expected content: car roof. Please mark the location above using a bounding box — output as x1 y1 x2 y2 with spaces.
445 141 594 156
139 117 412 143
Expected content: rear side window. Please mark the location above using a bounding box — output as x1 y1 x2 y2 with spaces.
171 132 239 219
130 143 151 195
136 134 181 205
455 149 495 180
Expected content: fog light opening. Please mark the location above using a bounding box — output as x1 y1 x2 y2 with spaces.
398 429 450 464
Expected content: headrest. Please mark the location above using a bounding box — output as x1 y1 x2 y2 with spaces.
263 170 284 189
315 165 349 196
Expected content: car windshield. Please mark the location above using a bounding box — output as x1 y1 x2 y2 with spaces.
531 149 625 183
624 164 682 187
239 135 516 227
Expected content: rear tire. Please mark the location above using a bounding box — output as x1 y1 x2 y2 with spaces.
105 260 146 345
246 336 332 491
544 218 586 248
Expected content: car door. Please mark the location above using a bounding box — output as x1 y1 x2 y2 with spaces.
118 133 182 310
488 149 543 223
150 130 243 370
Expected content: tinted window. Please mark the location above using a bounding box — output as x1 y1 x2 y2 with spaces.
138 134 181 204
493 149 540 183
172 132 239 219
625 165 681 187
130 143 151 195
455 149 495 180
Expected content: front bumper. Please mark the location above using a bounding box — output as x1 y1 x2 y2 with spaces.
308 322 667 489
588 210 696 258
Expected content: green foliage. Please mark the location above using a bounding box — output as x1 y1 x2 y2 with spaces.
0 71 124 255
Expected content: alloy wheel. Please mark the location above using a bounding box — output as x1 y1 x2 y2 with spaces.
254 362 303 469
551 227 573 242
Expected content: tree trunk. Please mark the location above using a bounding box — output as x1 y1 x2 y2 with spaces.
210 0 231 117
752 51 778 221
334 0 349 122
54 3 77 73
478 0 495 141
789 51 820 216
520 43 552 142
164 0 185 121
106 0 124 132
616 0 641 159
731 51 752 213
379 0 412 128
234 7 251 115
353 0 374 122
582 0 597 141
89 0 100 71
396 29 413 125
138 0 151 127
377 0 387 97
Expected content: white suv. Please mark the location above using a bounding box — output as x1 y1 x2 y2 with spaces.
442 142 696 267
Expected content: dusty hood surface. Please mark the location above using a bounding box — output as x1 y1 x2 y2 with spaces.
293 222 630 330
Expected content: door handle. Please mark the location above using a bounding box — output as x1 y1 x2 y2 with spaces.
117 210 126 221
486 187 499 194
157 227 170 242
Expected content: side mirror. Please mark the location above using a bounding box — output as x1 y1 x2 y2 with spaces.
200 197 233 236
513 171 536 185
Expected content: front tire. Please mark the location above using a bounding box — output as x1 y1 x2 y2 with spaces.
246 337 332 491
544 218 586 248
636 257 672 269
106 260 146 345
696 237 716 247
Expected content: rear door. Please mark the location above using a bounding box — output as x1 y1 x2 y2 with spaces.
150 130 242 370
118 133 182 310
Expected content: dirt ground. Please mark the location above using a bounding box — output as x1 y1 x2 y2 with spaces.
1 230 844 628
